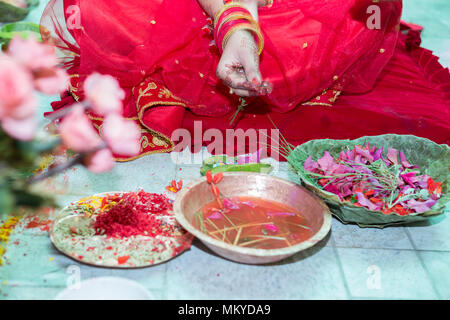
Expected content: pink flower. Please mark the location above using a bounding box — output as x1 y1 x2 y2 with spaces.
84 148 115 173
8 36 58 71
1 116 36 141
0 56 35 118
101 113 141 156
0 56 37 140
4 0 27 8
84 73 125 116
59 104 102 152
34 68 70 95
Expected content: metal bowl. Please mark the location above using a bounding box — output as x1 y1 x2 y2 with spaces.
173 172 332 264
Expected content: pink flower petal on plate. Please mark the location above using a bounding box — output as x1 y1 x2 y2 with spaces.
317 151 336 172
355 145 374 162
356 192 380 211
406 199 437 213
400 171 419 187
387 148 399 165
304 155 318 172
399 151 415 169
415 175 430 189
324 184 340 196
373 147 383 161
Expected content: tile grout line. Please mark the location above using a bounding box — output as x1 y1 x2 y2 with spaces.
404 227 442 300
330 244 352 300
331 245 450 253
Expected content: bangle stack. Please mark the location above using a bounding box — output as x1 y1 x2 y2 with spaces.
213 1 264 55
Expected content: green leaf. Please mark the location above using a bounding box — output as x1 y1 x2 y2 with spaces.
0 21 42 46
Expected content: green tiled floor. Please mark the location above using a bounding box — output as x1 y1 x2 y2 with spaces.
0 1 449 300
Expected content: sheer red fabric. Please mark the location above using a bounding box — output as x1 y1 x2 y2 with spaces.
40 0 450 160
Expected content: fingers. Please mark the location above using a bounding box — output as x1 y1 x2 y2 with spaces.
241 55 262 85
217 62 258 96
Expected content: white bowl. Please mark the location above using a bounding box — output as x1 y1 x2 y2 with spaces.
55 277 153 300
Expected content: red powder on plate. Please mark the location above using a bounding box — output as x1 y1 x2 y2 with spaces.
93 191 173 238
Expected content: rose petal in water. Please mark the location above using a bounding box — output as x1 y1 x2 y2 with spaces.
208 211 223 220
264 224 278 233
223 198 240 210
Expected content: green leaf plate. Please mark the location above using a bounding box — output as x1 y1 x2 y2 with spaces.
287 134 449 228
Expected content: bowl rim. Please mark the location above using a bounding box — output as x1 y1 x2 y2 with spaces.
173 172 332 257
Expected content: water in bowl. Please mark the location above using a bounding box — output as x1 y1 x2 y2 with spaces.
193 196 313 249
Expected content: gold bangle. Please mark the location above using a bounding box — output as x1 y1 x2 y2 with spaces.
216 13 257 37
214 2 249 27
222 23 264 55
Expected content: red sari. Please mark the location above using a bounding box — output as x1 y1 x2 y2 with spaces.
41 0 450 161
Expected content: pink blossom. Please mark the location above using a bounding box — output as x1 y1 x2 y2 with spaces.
84 73 125 116
101 113 141 156
1 116 36 141
84 148 115 173
0 56 37 140
0 56 35 119
4 0 27 8
34 68 70 95
59 104 102 152
8 36 58 71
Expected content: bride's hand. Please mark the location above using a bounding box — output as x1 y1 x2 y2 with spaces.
216 29 270 97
